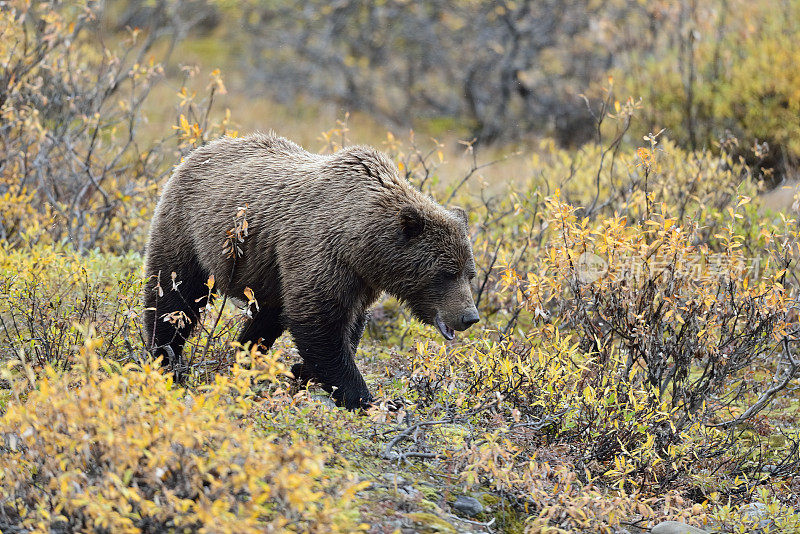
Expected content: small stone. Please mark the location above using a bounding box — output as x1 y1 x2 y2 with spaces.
740 502 774 531
740 502 767 518
310 394 336 409
650 521 709 534
382 472 406 485
452 495 484 517
2 432 20 452
404 512 456 533
619 523 648 534
385 519 403 531
397 486 421 500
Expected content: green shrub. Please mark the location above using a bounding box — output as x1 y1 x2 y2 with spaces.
619 0 800 177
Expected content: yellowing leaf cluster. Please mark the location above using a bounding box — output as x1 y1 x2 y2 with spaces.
0 340 363 533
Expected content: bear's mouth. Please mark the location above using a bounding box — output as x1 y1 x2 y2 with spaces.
435 314 455 340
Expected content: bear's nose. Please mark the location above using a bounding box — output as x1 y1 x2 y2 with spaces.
461 309 480 327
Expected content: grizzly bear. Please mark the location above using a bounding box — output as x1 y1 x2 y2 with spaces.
143 133 479 409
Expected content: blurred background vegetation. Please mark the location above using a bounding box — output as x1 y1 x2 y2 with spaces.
2 1 800 532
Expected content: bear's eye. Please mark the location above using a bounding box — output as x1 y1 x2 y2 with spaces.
441 270 459 281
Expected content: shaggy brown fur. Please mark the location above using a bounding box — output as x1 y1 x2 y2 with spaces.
143 133 479 409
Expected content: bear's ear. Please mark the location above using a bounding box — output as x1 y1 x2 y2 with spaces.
450 206 469 228
400 206 426 240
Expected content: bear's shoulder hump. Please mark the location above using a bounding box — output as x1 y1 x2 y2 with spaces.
329 145 401 187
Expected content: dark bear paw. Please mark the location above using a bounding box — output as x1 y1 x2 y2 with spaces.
290 363 373 411
331 385 374 411
290 363 405 412
331 389 408 412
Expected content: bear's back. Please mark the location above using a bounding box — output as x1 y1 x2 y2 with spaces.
157 133 412 292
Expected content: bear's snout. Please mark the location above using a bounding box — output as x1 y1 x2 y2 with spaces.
460 307 480 329
437 304 479 337
434 290 480 339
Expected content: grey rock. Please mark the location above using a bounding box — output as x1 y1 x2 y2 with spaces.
452 495 484 517
382 472 406 485
619 524 647 534
397 486 421 500
385 519 404 531
2 432 21 452
740 502 774 531
740 502 767 517
383 450 401 461
650 521 709 534
310 394 336 409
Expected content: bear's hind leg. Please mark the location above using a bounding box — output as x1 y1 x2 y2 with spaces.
143 258 210 380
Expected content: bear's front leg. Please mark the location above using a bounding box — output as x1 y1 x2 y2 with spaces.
290 310 370 404
288 313 373 410
349 310 369 353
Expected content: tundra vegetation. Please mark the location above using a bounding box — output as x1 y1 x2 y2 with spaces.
1 1 799 532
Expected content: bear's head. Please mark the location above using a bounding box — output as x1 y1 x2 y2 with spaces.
379 201 480 340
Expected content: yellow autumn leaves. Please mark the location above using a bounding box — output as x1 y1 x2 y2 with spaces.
0 336 366 533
